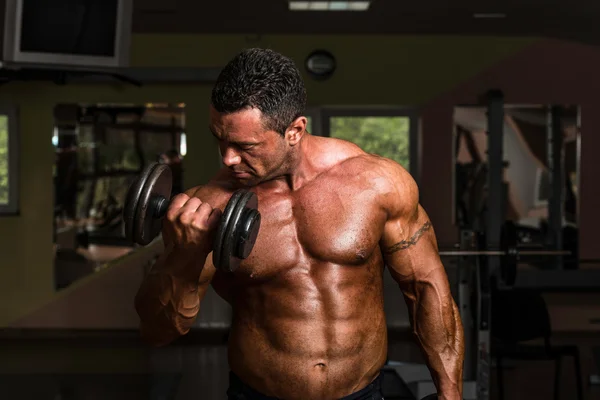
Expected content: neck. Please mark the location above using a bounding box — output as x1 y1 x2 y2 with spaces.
265 133 321 192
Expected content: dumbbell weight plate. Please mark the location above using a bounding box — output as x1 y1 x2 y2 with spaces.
214 190 261 273
221 190 260 273
131 163 172 245
213 190 245 271
236 205 261 260
124 162 155 243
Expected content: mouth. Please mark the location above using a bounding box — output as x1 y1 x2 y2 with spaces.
232 170 251 178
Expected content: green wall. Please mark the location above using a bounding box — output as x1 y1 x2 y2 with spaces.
0 34 535 326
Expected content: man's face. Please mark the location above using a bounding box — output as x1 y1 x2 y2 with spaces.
209 106 289 186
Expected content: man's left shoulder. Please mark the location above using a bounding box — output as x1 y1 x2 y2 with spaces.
358 154 414 188
359 155 419 211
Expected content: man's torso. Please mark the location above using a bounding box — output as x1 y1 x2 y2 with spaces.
197 151 396 399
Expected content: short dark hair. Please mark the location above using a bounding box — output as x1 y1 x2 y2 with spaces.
211 48 307 136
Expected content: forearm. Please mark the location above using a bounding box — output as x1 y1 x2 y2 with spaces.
405 276 465 399
134 249 208 346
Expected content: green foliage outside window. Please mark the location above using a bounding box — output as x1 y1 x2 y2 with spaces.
0 116 9 204
329 117 410 170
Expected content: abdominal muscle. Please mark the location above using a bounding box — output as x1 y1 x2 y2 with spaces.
225 267 388 400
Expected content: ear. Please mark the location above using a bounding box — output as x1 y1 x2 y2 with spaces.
285 116 307 146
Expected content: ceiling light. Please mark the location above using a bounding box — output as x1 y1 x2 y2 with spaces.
473 13 507 18
288 1 371 11
289 1 309 10
309 2 328 10
348 1 369 10
330 1 349 10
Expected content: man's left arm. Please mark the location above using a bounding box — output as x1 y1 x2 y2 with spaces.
380 165 464 400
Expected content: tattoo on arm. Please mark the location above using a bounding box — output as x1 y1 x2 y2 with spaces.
385 221 432 254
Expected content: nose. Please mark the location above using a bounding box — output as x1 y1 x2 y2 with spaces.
221 146 241 167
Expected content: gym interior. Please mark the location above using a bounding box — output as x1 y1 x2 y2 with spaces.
1 1 599 399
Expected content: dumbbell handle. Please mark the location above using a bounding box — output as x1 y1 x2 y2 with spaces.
150 195 170 219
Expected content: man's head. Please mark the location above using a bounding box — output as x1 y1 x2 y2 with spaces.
210 48 308 185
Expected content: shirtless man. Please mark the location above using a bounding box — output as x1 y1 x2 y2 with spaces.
134 48 464 400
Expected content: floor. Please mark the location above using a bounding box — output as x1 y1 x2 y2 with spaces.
0 330 598 400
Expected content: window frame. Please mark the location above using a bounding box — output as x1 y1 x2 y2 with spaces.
304 106 323 137
0 105 19 215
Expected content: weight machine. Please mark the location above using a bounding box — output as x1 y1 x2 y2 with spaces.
388 91 571 399
457 91 571 400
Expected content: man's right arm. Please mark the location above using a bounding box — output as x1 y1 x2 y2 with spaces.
134 247 216 347
133 186 222 347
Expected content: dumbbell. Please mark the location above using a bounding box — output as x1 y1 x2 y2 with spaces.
122 162 261 272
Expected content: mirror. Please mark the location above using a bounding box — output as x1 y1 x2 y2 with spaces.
52 103 187 290
453 104 580 269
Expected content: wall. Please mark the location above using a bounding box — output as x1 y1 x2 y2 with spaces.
0 82 219 326
420 38 600 260
0 33 554 326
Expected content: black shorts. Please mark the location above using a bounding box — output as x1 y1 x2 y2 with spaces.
226 370 384 400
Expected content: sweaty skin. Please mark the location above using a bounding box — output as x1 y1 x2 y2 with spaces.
135 112 464 400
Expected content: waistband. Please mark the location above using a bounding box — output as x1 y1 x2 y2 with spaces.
228 370 383 400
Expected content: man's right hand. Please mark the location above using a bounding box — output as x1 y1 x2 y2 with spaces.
163 193 222 256
135 192 223 345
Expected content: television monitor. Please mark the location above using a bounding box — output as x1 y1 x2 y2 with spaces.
2 0 133 71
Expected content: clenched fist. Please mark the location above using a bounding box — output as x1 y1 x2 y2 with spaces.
162 193 222 255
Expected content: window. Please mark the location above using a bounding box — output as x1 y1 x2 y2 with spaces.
329 116 411 169
318 108 419 182
0 107 18 214
0 117 8 203
180 132 187 156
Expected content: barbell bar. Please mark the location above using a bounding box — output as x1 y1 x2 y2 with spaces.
437 221 572 286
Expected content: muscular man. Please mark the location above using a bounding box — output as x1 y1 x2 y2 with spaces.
135 48 464 400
